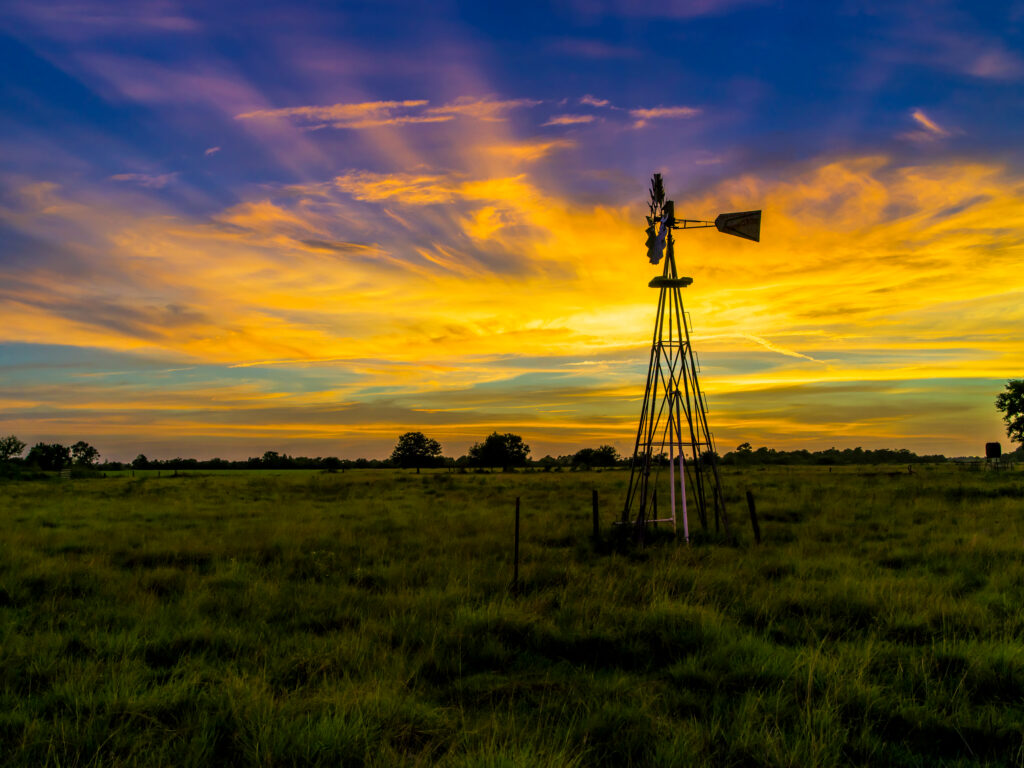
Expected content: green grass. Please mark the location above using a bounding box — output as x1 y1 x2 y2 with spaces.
2 465 1024 766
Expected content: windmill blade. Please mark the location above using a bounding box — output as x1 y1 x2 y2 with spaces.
649 173 665 210
647 212 670 263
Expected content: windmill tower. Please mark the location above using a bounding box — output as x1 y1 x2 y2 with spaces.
622 174 760 541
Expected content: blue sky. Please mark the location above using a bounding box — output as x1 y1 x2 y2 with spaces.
2 1 1023 460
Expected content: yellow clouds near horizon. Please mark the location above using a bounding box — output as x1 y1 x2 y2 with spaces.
3 155 1024 375
2 152 1023 460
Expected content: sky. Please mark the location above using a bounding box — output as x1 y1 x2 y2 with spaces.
1 0 1023 462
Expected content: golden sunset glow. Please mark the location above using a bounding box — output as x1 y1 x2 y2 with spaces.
2 3 1021 459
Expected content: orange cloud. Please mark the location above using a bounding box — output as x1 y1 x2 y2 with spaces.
910 108 948 136
483 139 574 162
332 171 463 204
235 98 454 130
900 108 956 143
424 96 541 121
543 114 595 127
235 96 541 130
4 153 1024 456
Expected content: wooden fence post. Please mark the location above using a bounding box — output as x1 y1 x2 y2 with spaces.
746 490 761 544
513 497 521 590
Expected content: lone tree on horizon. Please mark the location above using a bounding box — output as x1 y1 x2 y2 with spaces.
572 444 620 468
468 432 530 471
996 379 1024 449
390 431 443 473
71 440 100 467
0 435 25 463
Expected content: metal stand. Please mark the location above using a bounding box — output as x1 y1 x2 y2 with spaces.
622 231 728 540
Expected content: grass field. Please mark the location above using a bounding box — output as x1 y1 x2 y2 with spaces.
2 464 1024 766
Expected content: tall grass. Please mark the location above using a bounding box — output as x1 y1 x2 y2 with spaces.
2 465 1023 766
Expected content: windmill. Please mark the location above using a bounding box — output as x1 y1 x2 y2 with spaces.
622 173 760 542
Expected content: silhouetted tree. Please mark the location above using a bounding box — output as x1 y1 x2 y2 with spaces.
71 440 100 466
699 450 720 469
731 442 754 465
572 445 620 468
468 432 530 470
390 432 442 473
26 442 71 471
261 450 292 469
0 435 25 463
537 455 559 472
132 454 150 469
996 380 1024 448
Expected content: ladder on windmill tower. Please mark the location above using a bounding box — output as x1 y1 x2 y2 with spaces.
622 174 761 542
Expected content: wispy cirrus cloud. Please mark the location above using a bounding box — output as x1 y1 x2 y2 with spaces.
547 38 639 59
737 334 826 364
484 139 574 162
911 109 948 136
109 172 178 188
235 99 446 130
311 114 453 130
1 0 199 40
900 108 954 143
580 94 610 107
424 96 541 121
543 114 595 127
629 105 702 128
236 100 429 122
236 96 541 130
330 171 463 204
866 4 1024 83
967 48 1024 79
560 0 765 19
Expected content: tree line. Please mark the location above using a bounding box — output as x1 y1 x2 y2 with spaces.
4 379 1020 474
4 429 1005 476
0 431 622 473
718 443 949 466
0 436 100 471
4 379 1021 474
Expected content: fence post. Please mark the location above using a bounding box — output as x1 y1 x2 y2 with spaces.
746 490 761 545
513 497 521 590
